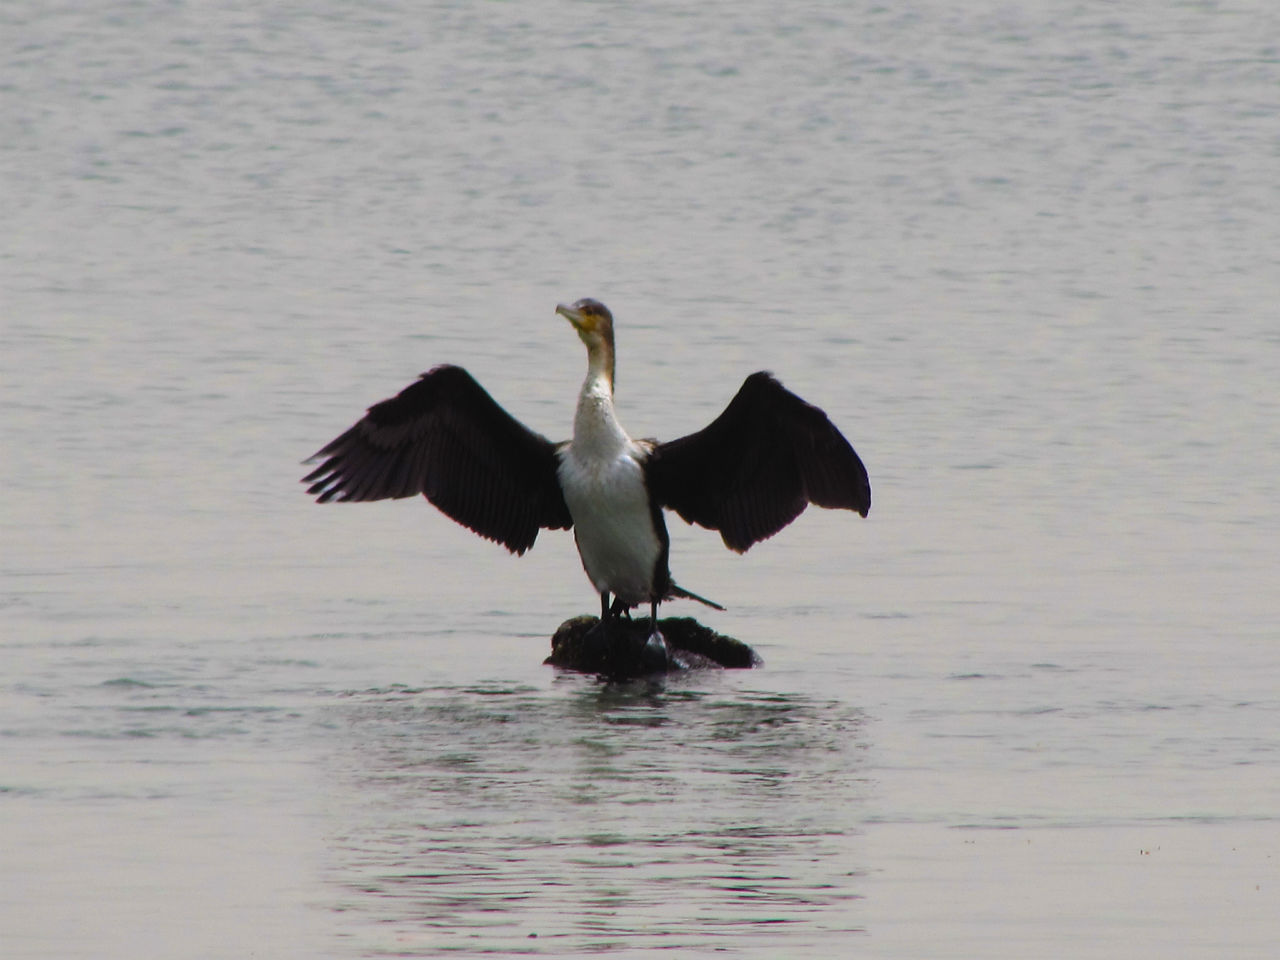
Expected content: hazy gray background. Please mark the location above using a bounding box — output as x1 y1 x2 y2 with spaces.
3 1 1277 957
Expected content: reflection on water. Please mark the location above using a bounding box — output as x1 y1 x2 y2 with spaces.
323 678 868 955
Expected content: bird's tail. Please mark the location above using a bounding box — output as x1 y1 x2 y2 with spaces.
668 582 725 611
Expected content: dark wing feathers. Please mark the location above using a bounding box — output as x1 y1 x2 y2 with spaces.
302 365 572 554
645 372 870 553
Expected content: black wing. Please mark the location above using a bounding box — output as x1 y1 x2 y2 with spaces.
645 372 870 553
302 364 572 554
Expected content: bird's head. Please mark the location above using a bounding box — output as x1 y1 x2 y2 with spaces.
557 298 614 349
557 298 616 387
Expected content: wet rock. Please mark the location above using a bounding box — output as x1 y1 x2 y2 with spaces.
545 615 761 678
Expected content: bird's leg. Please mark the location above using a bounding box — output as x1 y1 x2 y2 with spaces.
583 591 615 662
641 598 677 669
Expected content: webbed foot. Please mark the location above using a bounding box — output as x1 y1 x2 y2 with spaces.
640 628 686 672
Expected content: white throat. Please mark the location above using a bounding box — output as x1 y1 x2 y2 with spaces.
572 365 631 462
557 345 663 606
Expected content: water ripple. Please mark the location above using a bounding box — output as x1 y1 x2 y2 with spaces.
322 680 868 955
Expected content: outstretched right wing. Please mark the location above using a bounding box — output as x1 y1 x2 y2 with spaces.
302 364 572 554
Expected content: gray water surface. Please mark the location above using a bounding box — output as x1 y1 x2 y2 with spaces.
3 1 1278 957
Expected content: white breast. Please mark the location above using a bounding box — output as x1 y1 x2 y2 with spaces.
557 442 662 606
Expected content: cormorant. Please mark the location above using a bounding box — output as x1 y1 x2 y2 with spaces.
303 299 870 660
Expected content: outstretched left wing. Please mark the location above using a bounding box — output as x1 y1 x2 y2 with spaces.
644 372 870 553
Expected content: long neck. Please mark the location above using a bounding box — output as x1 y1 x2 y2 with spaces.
572 337 628 457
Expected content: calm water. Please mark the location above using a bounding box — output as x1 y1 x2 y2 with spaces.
3 1 1278 957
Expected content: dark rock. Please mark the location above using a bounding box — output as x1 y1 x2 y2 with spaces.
545 615 761 678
